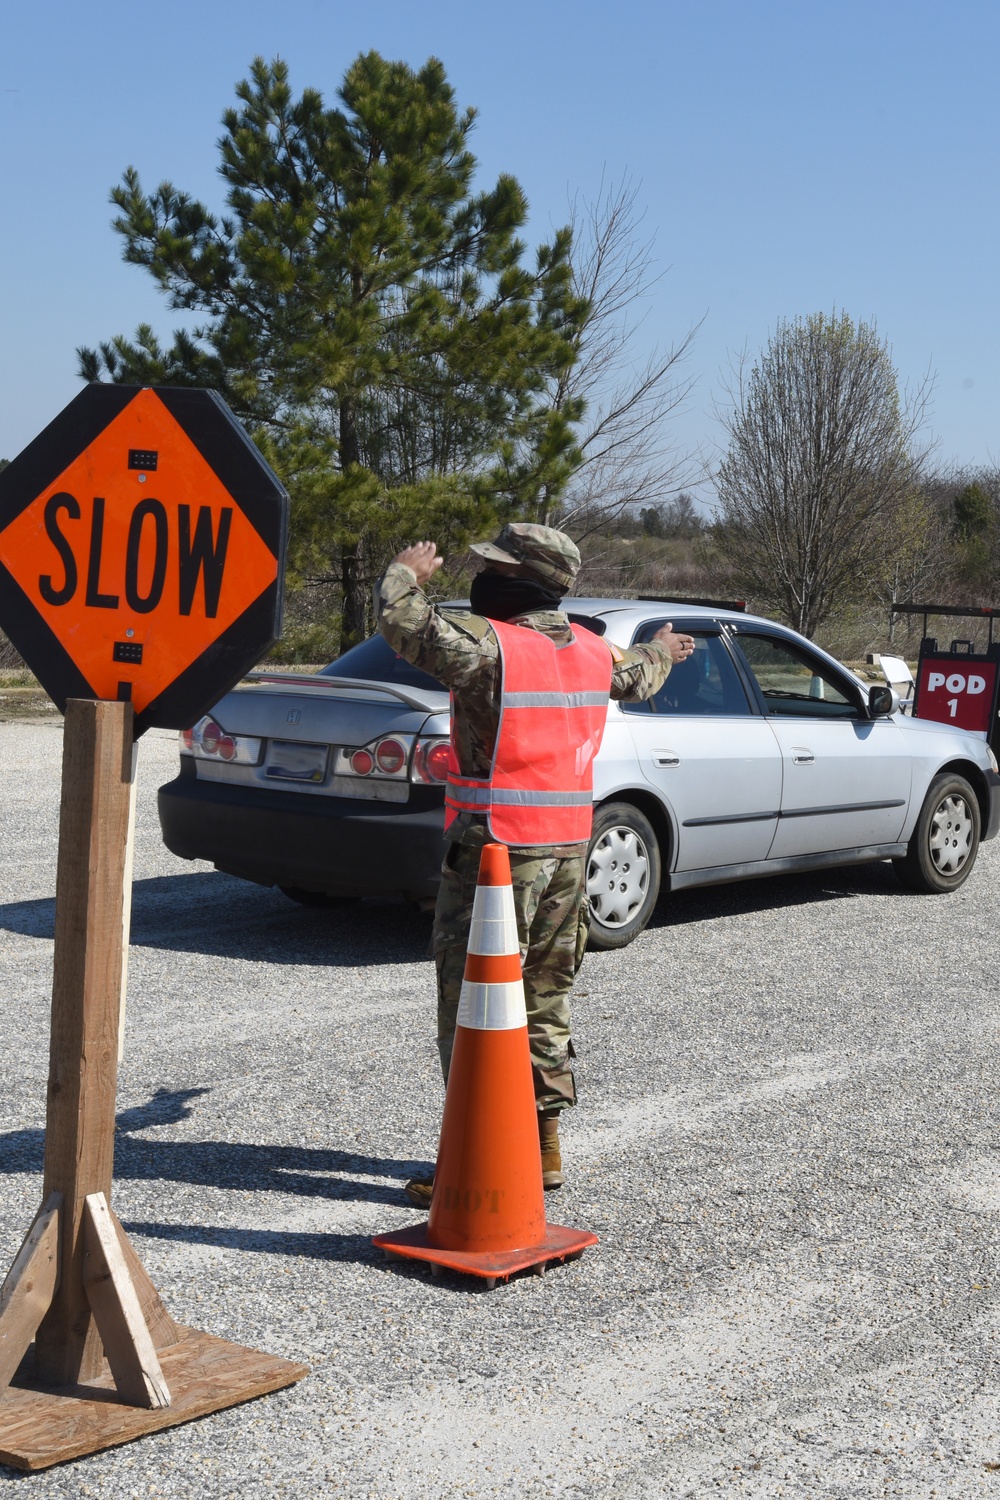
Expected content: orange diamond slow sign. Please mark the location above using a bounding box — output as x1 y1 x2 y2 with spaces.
0 386 287 734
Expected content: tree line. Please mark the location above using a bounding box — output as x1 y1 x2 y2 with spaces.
573 460 1000 661
1 52 994 669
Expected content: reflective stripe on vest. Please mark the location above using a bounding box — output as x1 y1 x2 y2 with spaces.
502 691 609 708
446 784 593 808
444 619 613 846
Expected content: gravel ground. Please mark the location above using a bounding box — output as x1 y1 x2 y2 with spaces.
1 717 998 1498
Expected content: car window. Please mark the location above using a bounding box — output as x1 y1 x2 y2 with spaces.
734 633 859 718
320 634 447 692
622 627 753 717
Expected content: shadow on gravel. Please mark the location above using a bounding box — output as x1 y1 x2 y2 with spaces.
0 870 432 967
0 861 911 963
121 1221 496 1288
646 857 904 931
121 1219 396 1266
0 1089 430 1210
123 1219 540 1291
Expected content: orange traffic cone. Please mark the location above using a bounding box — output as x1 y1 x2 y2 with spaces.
373 843 598 1286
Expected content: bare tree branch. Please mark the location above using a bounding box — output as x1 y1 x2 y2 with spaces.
540 174 705 532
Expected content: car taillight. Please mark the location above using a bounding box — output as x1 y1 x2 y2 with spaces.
202 719 223 753
334 734 415 780
375 738 407 774
183 716 262 765
412 737 451 784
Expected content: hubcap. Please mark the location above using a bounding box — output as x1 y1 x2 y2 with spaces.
587 826 650 928
928 793 974 875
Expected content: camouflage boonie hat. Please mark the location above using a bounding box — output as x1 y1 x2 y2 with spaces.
469 523 580 591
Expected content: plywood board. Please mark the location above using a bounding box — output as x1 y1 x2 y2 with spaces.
0 1329 308 1471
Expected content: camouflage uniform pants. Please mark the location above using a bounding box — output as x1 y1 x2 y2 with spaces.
433 841 590 1112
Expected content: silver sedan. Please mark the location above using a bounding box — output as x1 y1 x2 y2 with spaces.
157 598 1000 949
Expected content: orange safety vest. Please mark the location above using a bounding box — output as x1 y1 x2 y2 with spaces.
445 619 614 847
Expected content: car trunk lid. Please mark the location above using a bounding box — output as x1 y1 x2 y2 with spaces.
199 672 448 744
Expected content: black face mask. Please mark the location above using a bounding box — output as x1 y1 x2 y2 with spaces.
469 571 565 621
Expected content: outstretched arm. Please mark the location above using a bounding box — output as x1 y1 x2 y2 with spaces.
610 622 695 701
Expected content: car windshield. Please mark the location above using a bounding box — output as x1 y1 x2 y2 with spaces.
320 634 448 692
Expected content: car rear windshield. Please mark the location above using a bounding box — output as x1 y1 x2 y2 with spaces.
321 609 608 691
320 635 447 692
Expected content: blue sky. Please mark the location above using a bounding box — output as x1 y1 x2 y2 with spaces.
2 0 997 499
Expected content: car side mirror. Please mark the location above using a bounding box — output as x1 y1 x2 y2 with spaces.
868 684 895 718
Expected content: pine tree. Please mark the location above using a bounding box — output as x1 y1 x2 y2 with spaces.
79 54 588 648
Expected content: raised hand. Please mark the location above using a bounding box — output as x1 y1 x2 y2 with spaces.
393 541 444 587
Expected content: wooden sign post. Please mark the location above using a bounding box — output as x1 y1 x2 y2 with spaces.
36 699 154 1396
0 390 306 1470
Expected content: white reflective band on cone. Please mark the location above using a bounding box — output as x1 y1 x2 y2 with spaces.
457 979 527 1031
467 884 520 956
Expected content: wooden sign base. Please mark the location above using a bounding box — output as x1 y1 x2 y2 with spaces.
0 701 307 1469
1 1328 307 1472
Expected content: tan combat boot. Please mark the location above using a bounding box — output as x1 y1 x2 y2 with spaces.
539 1110 565 1189
403 1172 434 1209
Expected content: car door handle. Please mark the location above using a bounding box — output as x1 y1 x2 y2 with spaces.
652 749 680 767
791 748 815 764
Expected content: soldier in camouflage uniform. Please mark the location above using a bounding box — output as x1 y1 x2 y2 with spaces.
375 524 694 1204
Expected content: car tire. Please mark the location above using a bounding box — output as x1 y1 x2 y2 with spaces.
892 773 981 893
585 801 662 951
279 887 361 908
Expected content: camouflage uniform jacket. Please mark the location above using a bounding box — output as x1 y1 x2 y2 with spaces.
375 562 674 857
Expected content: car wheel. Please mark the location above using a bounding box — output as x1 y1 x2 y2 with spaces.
279 887 360 908
893 773 981 893
585 802 662 950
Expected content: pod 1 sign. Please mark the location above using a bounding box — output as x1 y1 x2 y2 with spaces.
913 653 1000 736
0 385 288 735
